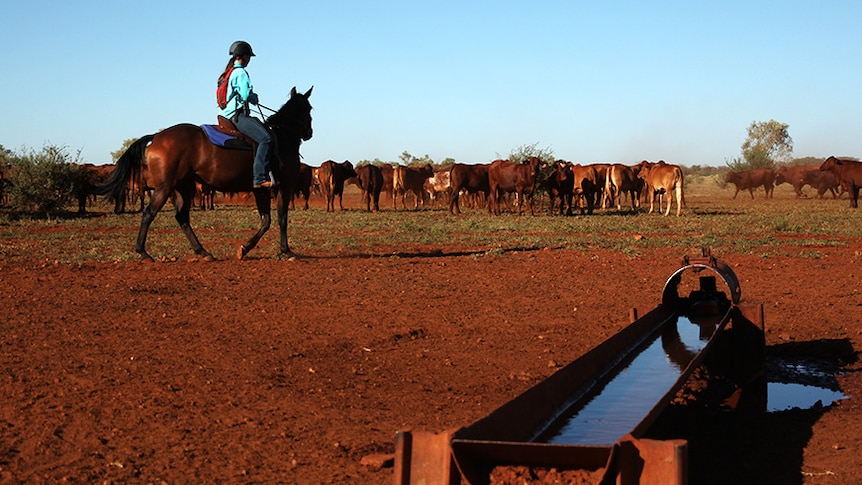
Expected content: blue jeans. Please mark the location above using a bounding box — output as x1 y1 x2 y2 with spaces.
234 113 273 184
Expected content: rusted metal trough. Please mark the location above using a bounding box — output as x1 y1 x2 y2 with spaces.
394 249 765 484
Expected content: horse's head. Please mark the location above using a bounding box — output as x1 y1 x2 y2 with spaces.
270 86 314 142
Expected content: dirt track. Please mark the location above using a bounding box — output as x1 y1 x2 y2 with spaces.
1 200 861 483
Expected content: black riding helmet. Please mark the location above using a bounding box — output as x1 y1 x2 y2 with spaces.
229 40 255 57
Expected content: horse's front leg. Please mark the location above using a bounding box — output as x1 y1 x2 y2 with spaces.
237 188 272 260
276 187 294 257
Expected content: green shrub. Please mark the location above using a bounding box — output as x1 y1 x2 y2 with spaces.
7 145 83 216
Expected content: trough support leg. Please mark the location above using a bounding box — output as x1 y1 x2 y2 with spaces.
394 429 461 485
612 436 688 485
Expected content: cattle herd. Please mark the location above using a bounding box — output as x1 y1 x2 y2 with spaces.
19 155 860 216
726 156 862 208
291 158 688 217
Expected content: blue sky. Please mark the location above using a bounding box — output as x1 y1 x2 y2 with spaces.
5 1 861 167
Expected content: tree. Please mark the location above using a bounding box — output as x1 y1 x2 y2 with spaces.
112 138 138 163
6 144 83 215
738 119 793 170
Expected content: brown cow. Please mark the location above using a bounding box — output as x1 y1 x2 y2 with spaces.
820 156 862 208
393 164 434 210
725 168 775 199
318 160 357 212
378 164 395 202
289 162 314 210
636 160 685 216
775 165 818 198
355 164 383 212
570 163 599 215
488 157 543 216
586 163 610 210
195 182 216 211
545 160 573 216
604 163 641 211
448 163 490 215
802 168 842 199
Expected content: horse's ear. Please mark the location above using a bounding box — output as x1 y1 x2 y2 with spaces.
305 86 313 98
290 86 297 96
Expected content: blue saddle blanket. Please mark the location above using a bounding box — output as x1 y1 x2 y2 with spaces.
201 124 251 149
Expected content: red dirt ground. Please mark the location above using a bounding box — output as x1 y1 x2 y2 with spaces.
1 209 860 484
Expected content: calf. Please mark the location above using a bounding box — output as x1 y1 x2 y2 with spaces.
725 168 775 199
488 157 543 216
355 164 384 212
820 156 862 208
448 163 490 215
318 160 357 212
393 164 434 210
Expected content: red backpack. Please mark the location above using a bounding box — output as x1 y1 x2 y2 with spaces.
216 66 235 109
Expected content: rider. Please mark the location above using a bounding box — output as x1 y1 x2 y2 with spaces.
218 40 273 189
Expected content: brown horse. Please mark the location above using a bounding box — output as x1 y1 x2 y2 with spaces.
97 87 313 261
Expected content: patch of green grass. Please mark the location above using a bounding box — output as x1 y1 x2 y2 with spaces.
1 179 861 263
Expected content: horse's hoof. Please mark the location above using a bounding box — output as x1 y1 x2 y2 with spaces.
139 252 155 263
203 254 217 262
237 246 247 260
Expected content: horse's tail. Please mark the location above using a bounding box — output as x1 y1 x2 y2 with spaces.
94 135 154 200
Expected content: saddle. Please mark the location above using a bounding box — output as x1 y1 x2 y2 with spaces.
200 116 254 150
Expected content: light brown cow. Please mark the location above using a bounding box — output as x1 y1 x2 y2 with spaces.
636 160 685 216
570 163 599 215
393 164 434 210
604 163 641 211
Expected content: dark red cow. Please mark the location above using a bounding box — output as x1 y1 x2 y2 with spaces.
290 162 313 210
775 165 818 198
73 163 120 214
448 163 490 215
820 156 862 208
725 168 775 199
393 164 434 210
488 157 543 216
801 169 842 199
545 160 573 216
318 160 357 212
355 164 384 212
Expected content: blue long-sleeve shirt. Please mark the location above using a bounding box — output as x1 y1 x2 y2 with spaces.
218 61 259 120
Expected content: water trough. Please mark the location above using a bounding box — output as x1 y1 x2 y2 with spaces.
394 249 766 484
